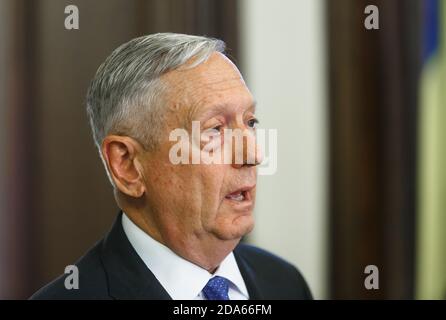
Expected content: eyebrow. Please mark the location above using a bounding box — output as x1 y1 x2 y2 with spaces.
190 100 257 123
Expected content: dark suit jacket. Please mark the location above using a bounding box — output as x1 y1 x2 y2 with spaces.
31 212 313 300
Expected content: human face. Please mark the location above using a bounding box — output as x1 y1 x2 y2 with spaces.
139 53 261 246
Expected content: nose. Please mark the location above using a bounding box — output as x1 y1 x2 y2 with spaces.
230 128 263 169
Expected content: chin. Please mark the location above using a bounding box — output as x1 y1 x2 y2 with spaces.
213 214 255 241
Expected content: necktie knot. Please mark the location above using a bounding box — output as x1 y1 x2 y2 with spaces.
202 276 230 300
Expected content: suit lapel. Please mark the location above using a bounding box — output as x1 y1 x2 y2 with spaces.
233 246 264 300
99 212 171 300
99 213 263 300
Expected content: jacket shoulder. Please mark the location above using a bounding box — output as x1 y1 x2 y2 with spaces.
234 243 313 299
30 241 110 300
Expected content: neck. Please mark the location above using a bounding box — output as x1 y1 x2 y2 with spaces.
167 234 240 272
123 209 240 273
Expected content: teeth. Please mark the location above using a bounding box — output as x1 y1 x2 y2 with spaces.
226 192 245 201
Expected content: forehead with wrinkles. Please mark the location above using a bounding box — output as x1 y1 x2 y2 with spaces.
160 53 248 114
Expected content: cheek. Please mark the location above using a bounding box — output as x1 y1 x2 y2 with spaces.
145 163 197 212
167 165 218 216
198 166 227 215
170 167 202 207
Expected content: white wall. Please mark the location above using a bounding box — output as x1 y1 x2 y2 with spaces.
239 0 327 299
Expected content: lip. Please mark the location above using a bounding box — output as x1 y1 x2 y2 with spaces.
226 184 256 198
223 184 256 211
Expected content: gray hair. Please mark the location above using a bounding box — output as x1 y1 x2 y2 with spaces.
86 33 226 153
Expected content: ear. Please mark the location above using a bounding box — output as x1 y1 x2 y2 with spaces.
101 135 146 197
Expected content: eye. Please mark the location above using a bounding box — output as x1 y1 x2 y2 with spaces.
204 124 223 139
247 118 259 129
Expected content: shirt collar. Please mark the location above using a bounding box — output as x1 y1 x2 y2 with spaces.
121 212 248 300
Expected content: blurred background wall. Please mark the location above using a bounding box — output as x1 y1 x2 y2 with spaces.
327 0 421 299
0 0 445 299
0 0 241 299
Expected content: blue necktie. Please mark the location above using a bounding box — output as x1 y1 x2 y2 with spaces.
202 276 230 300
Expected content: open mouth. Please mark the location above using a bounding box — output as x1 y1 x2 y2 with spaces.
224 186 255 202
225 190 247 201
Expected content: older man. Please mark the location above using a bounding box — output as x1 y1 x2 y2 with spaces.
31 33 312 300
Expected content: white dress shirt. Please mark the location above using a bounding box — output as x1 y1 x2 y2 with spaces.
121 213 249 300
